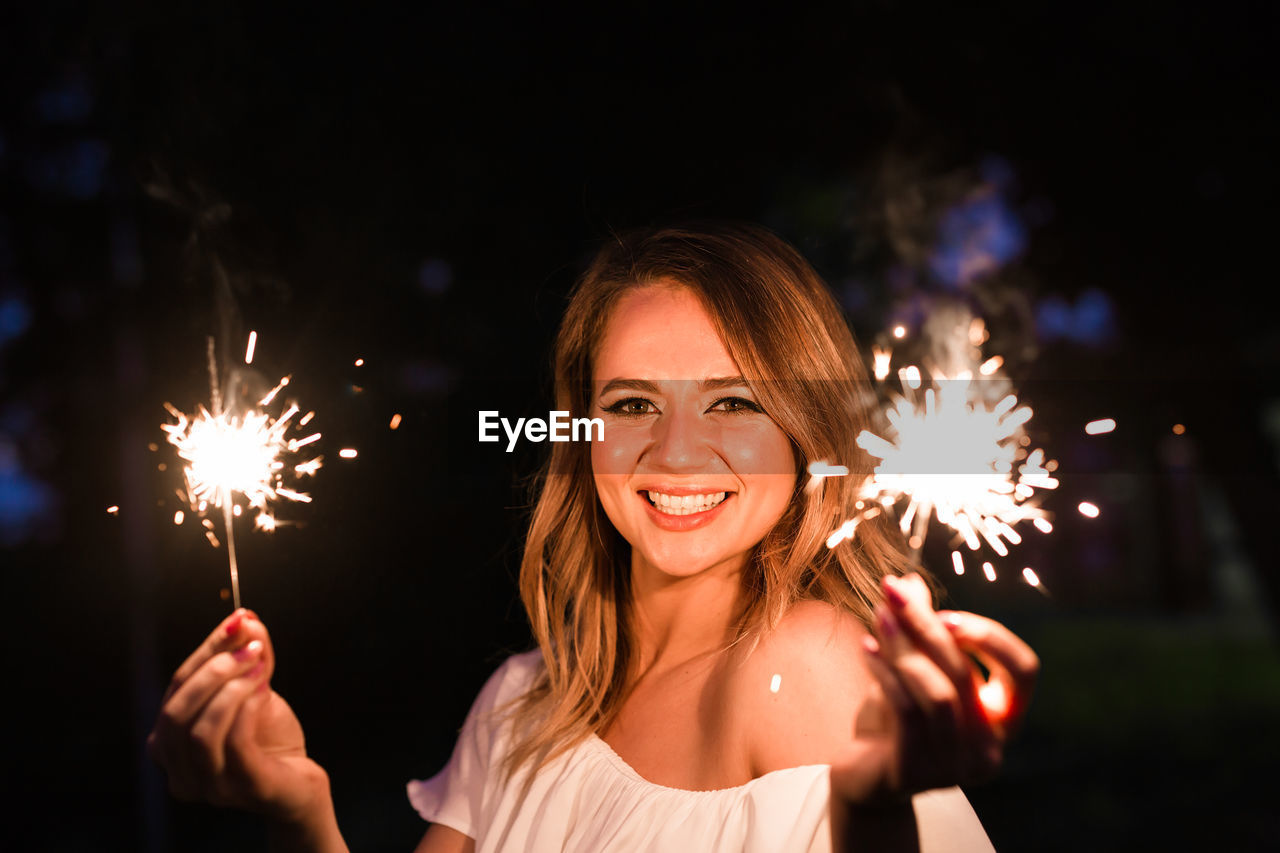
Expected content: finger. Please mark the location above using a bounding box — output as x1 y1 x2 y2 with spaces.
883 574 973 689
164 608 259 703
152 638 266 797
235 614 276 685
860 634 913 716
188 658 270 786
162 640 266 731
941 610 1040 726
864 628 961 748
882 646 964 745
226 686 280 810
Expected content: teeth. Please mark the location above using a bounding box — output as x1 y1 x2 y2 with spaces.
645 491 727 516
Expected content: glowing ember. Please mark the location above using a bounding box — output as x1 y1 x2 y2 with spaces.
338 448 358 459
1077 501 1100 518
1084 418 1115 435
978 678 1010 719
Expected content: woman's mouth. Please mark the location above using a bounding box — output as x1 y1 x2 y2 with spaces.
644 490 729 516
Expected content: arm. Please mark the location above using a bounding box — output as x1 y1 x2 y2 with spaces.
147 609 351 853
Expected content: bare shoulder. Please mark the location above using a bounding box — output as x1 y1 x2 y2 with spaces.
727 599 877 775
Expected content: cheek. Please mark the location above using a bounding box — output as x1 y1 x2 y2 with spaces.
591 423 644 476
721 422 798 477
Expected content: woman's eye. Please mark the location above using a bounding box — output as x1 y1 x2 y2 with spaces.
710 396 764 414
603 397 658 416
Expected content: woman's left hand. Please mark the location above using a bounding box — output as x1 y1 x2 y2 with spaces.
830 572 1039 805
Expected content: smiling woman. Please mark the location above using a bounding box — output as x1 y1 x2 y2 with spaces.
147 224 1039 853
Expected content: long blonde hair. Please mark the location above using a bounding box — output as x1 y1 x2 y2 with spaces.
504 223 919 778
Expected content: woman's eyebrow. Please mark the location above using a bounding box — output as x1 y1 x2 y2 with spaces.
700 376 751 392
598 378 661 396
598 377 752 396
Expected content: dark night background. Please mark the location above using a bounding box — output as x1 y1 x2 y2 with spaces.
4 3 1279 851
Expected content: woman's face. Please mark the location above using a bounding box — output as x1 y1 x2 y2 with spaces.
590 284 797 581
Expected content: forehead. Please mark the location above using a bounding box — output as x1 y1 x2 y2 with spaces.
593 284 741 383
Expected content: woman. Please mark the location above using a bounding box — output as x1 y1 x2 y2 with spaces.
149 224 1039 852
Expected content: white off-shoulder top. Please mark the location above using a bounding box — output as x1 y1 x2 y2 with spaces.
408 650 995 852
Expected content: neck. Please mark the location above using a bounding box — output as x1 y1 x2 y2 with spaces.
626 552 747 679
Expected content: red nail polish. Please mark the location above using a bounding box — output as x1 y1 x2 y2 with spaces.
225 612 244 637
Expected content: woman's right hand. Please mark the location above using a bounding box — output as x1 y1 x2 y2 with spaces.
146 609 329 825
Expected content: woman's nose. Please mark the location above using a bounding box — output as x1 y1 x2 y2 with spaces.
650 409 715 471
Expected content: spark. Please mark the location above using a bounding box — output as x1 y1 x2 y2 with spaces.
339 448 359 459
1077 501 1100 518
107 505 119 515
163 334 322 608
892 325 907 339
979 356 1003 376
244 330 258 365
951 550 965 575
174 510 184 525
1172 423 1186 435
806 460 850 494
389 413 402 430
1021 567 1041 587
354 357 365 367
982 561 997 582
1085 418 1116 435
872 347 892 381
769 674 782 694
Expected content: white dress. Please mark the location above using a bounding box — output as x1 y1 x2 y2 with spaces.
408 650 996 852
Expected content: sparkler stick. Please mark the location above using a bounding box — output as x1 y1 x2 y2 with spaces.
163 333 322 609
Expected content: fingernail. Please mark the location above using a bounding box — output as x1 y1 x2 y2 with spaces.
225 612 244 637
233 639 263 662
246 660 265 679
942 612 962 629
883 576 907 607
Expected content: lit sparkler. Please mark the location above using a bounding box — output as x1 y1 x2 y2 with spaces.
162 334 322 608
823 315 1060 587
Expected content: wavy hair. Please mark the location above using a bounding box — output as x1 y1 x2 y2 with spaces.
503 223 920 779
